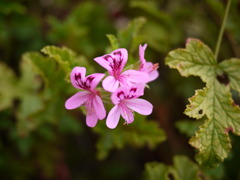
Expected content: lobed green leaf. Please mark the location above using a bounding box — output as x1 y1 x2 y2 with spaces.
144 155 202 180
219 58 240 93
165 38 240 168
41 46 76 73
166 39 216 83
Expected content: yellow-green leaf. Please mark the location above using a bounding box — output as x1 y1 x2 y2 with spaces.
165 38 240 168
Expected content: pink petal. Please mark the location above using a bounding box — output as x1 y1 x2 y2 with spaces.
94 48 128 75
148 70 159 82
70 67 86 89
92 95 106 120
65 91 91 109
106 105 121 129
111 84 145 105
111 86 126 105
85 73 105 90
94 57 111 72
139 44 147 65
141 62 159 82
129 83 145 97
102 75 120 92
140 62 151 72
124 98 153 115
120 70 149 85
120 104 134 124
86 109 98 127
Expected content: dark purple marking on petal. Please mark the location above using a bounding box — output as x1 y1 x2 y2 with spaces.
113 51 122 56
74 73 95 90
75 73 84 88
104 51 123 76
128 87 137 98
103 55 115 70
75 73 81 81
103 55 113 62
84 76 95 89
112 51 123 72
116 87 138 102
130 87 137 93
117 91 125 102
124 87 137 99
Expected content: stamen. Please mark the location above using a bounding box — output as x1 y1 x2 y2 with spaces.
152 63 159 71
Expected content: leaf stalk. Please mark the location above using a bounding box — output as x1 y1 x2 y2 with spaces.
214 0 232 60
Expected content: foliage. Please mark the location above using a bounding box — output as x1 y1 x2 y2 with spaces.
47 1 114 57
175 119 203 137
94 114 165 160
144 155 203 180
166 38 240 168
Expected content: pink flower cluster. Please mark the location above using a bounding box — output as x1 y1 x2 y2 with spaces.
65 44 159 129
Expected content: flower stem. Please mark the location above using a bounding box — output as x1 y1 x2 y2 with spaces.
214 0 232 60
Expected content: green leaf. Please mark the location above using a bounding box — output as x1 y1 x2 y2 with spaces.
16 54 45 135
41 45 95 76
14 50 81 136
165 38 240 168
93 114 166 160
144 155 202 180
130 1 171 26
171 156 200 180
22 52 59 87
144 162 169 180
47 2 113 57
166 38 216 83
219 58 240 92
41 46 76 73
0 63 18 110
118 17 146 53
106 34 119 51
0 1 26 15
175 119 203 137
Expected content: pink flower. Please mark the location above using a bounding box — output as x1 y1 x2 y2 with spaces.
139 44 159 82
65 67 106 127
106 84 153 129
94 48 149 92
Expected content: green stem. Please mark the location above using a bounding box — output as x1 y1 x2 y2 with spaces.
214 0 232 60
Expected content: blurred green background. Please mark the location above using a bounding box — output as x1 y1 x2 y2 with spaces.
0 0 240 179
